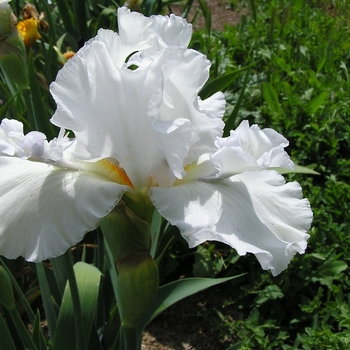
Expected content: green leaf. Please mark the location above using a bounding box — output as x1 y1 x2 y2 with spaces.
139 274 246 330
104 239 119 302
142 0 158 16
254 285 283 306
50 255 69 299
198 0 211 38
55 0 78 39
224 69 251 135
150 209 164 259
93 7 117 36
275 164 320 175
0 312 16 350
32 310 42 350
304 90 329 115
0 259 36 326
7 308 38 350
225 341 246 350
199 62 258 100
262 81 282 116
193 245 224 277
0 88 21 120
316 261 348 278
0 265 15 310
27 51 55 138
36 263 58 339
71 0 88 42
0 262 45 350
53 262 102 350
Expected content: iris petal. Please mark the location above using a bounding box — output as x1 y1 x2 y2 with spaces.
0 157 127 261
212 120 294 177
51 37 165 189
149 170 312 276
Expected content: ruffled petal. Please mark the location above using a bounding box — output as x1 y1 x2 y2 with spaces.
117 7 155 49
148 49 225 177
0 118 75 167
51 32 225 189
17 131 47 159
152 118 192 180
0 157 127 261
149 170 312 275
149 13 192 49
51 35 171 190
117 8 192 53
168 50 225 163
0 118 24 156
93 27 152 69
212 120 294 177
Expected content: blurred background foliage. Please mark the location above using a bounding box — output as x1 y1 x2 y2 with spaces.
1 0 350 349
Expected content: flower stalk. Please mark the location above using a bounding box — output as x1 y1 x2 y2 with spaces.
101 205 158 349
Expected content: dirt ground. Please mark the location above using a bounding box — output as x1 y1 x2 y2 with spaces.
141 285 239 350
167 0 248 31
142 2 248 349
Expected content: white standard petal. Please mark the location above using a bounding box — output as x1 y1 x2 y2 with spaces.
93 28 154 69
149 13 192 49
117 8 192 53
148 49 225 179
0 157 127 261
167 50 225 162
51 35 171 190
117 7 155 49
149 170 312 276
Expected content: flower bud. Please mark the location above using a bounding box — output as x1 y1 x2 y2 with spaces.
0 0 15 37
0 0 29 89
117 245 159 328
100 202 151 261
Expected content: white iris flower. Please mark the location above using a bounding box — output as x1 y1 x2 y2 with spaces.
0 8 312 275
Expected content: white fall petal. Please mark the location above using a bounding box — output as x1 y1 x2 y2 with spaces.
0 157 127 261
150 171 312 276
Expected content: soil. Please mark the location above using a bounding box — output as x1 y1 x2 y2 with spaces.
141 285 241 350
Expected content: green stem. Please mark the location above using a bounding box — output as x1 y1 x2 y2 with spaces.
121 325 140 350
